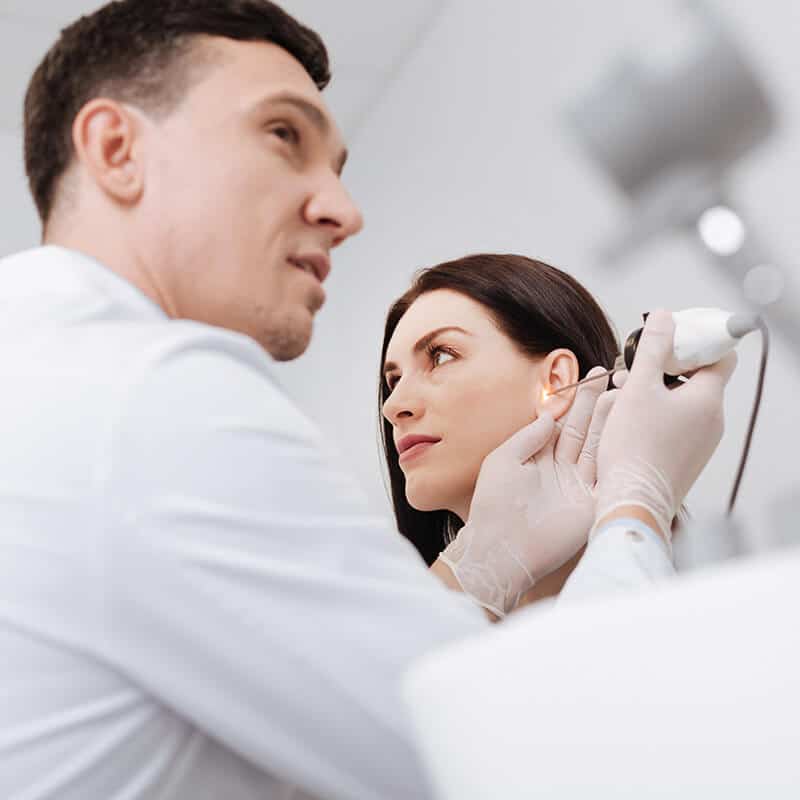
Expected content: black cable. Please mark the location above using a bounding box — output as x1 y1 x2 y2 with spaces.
727 318 769 513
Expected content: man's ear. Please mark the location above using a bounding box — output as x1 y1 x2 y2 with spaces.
533 349 580 420
72 98 144 206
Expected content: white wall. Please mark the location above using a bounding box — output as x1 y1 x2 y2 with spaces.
0 129 39 254
274 0 800 539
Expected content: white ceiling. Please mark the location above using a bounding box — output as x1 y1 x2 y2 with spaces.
0 0 444 136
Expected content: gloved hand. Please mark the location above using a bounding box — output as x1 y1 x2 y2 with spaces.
594 309 737 547
437 366 617 619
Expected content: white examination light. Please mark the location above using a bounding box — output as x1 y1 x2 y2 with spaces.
697 205 746 256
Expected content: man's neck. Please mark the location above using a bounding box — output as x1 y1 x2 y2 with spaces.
45 228 176 319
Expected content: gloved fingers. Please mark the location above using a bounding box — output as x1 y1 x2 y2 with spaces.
554 365 608 465
576 388 618 485
534 418 560 462
673 353 736 436
627 309 676 386
612 368 628 388
715 349 739 385
494 411 555 465
683 350 738 393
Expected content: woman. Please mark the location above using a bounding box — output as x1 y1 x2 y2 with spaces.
379 253 619 608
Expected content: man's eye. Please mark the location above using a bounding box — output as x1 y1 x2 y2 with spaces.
271 124 300 145
385 374 399 391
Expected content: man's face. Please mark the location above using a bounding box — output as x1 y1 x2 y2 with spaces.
139 37 363 359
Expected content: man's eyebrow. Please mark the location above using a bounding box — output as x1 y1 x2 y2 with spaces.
383 326 471 375
337 149 348 175
255 91 348 175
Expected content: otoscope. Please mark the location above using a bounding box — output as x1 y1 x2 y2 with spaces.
549 308 769 513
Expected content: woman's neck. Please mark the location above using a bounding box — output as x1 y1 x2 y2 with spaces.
518 547 585 608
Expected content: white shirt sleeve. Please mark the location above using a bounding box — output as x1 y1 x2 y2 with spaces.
81 330 488 800
558 518 676 606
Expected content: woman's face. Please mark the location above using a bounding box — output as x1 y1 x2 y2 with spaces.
382 289 551 520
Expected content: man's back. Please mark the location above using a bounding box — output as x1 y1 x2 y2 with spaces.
0 246 486 799
0 247 310 798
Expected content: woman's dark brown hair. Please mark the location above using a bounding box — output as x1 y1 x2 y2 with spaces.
378 253 620 566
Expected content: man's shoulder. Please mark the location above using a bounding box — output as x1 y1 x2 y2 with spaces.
115 320 322 446
123 317 274 375
0 245 320 445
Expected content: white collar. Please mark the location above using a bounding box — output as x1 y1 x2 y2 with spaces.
2 245 168 321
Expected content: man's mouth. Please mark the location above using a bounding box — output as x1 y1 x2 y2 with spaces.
288 254 331 283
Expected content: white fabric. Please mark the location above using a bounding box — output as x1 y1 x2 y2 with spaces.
558 518 676 604
0 246 489 800
405 538 798 800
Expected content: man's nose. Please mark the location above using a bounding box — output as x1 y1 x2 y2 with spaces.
304 173 364 246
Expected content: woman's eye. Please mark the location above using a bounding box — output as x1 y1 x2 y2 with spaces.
431 348 455 368
385 374 399 391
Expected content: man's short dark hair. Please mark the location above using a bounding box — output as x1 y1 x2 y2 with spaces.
24 0 330 224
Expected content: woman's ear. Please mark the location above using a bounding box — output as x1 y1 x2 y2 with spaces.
533 349 580 420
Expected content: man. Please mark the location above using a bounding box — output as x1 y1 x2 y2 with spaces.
0 2 735 798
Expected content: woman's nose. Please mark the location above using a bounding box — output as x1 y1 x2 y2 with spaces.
382 380 424 425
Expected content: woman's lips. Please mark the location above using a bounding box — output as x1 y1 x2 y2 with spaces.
397 435 441 464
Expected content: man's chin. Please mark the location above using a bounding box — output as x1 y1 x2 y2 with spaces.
270 342 309 361
262 321 313 362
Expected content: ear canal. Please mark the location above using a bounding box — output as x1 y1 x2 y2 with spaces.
533 382 551 416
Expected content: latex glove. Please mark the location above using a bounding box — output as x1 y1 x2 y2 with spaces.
438 366 617 619
594 309 737 547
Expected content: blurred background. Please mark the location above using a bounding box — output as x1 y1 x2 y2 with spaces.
1 0 798 541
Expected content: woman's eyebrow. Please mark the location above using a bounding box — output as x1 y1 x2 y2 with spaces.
383 326 471 375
